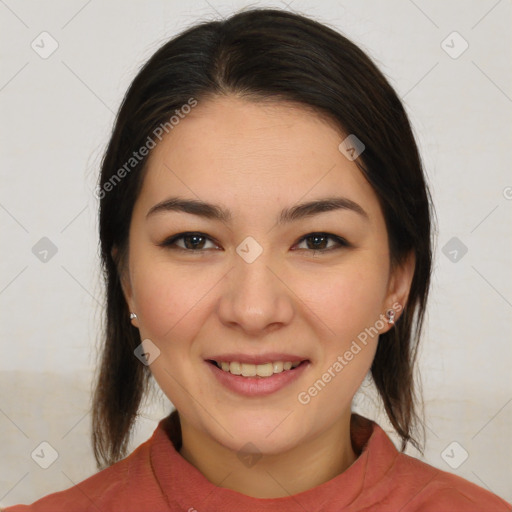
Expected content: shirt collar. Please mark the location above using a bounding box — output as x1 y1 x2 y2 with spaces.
149 411 399 511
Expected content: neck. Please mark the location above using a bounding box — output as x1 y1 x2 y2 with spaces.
177 411 357 499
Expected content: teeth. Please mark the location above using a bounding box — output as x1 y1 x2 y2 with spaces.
229 362 241 375
273 362 284 373
216 360 302 378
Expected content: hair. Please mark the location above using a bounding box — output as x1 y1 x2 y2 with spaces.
92 7 434 470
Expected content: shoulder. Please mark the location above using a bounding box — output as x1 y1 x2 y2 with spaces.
0 434 163 512
391 450 511 511
357 419 511 512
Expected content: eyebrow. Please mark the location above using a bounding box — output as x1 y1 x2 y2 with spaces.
146 196 369 224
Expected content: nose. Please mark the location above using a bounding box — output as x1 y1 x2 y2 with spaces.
217 249 294 337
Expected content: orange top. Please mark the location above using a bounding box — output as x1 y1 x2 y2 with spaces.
3 413 510 512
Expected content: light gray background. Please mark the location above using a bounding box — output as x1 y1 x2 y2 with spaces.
1 0 511 506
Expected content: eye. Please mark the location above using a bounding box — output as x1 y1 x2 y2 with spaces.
158 231 350 253
159 232 219 252
293 232 350 253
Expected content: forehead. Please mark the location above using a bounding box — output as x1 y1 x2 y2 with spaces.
137 95 382 224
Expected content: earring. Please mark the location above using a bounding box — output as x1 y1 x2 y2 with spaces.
385 309 395 325
130 313 137 320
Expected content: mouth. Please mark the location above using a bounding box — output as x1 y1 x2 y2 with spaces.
205 356 310 397
206 359 308 378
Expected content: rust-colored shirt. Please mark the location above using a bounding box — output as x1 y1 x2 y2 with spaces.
3 413 510 511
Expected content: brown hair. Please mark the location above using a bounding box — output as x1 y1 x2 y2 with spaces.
92 7 434 469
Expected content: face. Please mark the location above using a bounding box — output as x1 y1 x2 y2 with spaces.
119 95 413 455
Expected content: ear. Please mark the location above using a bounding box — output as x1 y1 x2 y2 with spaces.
381 250 415 333
111 245 139 328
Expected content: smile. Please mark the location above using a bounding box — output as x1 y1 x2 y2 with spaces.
205 359 310 397
210 360 302 378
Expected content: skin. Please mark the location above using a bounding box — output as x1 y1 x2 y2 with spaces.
117 95 415 498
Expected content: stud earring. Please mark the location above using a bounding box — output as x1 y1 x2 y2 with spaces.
385 309 395 325
130 313 137 320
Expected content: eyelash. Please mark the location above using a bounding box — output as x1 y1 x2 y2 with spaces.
158 231 350 254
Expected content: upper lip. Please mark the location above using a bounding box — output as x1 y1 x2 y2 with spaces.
206 353 309 365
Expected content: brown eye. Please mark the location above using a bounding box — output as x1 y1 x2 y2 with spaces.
159 231 349 254
294 233 349 252
160 232 218 252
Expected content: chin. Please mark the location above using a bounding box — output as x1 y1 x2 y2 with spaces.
209 410 307 455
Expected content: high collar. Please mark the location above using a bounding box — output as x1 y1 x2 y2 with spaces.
148 411 399 511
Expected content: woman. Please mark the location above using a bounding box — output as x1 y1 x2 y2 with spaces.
4 7 510 511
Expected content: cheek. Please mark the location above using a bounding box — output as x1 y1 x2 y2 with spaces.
138 286 203 347
134 272 177 338
130 250 197 341
293 262 385 420
297 257 388 341
130 252 221 354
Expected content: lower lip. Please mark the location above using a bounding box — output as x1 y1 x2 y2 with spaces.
206 360 310 397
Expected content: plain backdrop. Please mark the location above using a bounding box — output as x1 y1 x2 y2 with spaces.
1 0 511 506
